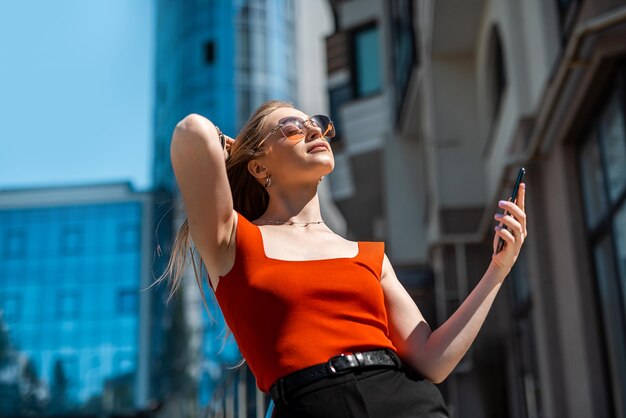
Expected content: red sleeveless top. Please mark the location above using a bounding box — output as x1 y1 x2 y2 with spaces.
214 212 397 392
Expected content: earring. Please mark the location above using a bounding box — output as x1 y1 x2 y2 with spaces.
319 176 324 183
264 174 272 188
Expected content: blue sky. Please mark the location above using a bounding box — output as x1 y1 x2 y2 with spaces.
0 0 154 191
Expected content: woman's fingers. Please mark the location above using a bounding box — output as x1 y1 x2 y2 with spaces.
494 214 523 237
494 225 515 244
498 199 525 220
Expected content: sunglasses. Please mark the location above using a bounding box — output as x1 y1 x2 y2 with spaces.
256 114 335 150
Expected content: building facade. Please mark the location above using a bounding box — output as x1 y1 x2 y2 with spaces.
153 0 298 192
325 0 626 417
0 183 155 416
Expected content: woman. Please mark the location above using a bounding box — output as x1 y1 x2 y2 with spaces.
163 100 528 417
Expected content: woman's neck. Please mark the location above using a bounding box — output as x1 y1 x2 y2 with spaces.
260 185 323 224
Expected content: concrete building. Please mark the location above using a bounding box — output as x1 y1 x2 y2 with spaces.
325 0 626 417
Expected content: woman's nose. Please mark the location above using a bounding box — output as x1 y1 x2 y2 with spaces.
304 120 323 141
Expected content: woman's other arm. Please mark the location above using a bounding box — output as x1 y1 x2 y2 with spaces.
382 184 527 383
382 257 507 383
170 114 236 285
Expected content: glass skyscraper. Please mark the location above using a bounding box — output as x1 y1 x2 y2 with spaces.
152 0 298 413
0 184 154 416
153 0 298 191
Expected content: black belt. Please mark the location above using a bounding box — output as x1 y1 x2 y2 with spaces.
269 348 401 405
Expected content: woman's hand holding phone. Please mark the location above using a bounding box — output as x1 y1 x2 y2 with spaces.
491 168 528 274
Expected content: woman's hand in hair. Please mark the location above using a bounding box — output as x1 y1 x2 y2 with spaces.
224 134 235 161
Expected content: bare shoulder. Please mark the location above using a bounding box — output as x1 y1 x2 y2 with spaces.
381 253 395 281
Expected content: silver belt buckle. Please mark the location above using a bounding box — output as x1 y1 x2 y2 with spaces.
326 353 346 375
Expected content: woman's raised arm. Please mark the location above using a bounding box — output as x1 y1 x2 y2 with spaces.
170 113 236 282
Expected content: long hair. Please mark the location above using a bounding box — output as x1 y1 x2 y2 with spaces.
156 100 294 310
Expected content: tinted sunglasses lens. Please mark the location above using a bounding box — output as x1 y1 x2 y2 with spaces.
312 115 335 138
279 118 305 140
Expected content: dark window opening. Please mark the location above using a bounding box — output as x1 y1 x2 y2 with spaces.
556 0 581 39
204 41 215 65
389 0 418 116
489 25 507 122
328 84 353 144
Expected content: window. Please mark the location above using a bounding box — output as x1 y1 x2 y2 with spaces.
117 223 140 252
113 350 136 375
1 294 22 322
389 0 418 114
57 291 79 319
578 72 626 414
508 250 543 417
60 226 83 256
488 25 507 121
556 0 581 38
51 356 79 392
4 228 26 258
328 84 353 142
116 289 138 315
204 41 215 65
353 25 382 97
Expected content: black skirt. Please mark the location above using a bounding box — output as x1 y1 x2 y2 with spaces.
271 366 450 418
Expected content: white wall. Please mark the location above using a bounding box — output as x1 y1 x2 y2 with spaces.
296 0 347 235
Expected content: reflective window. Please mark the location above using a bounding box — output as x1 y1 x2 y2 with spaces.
579 131 609 228
578 70 626 416
328 84 353 141
61 226 83 256
1 293 22 322
613 205 626 328
389 0 417 115
593 235 626 407
117 289 138 315
117 223 140 252
57 290 79 319
353 25 382 97
598 93 626 202
4 228 26 258
0 201 143 415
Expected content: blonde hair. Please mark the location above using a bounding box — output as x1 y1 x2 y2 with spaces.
157 100 294 310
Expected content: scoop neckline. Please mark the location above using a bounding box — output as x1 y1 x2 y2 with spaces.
254 222 361 262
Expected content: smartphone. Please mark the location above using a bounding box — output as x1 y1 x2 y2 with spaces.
496 167 526 253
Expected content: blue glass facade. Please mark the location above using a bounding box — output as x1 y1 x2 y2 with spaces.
153 0 298 192
0 188 151 416
152 0 298 410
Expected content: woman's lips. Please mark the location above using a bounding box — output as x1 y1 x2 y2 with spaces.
308 144 329 153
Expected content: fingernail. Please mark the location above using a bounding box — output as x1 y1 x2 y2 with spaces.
499 200 507 206
495 214 502 219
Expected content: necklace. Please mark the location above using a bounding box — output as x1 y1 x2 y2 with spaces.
259 217 325 227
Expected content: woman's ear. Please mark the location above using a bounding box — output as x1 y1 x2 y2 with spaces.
247 159 267 180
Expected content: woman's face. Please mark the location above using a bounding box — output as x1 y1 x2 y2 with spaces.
252 107 335 187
